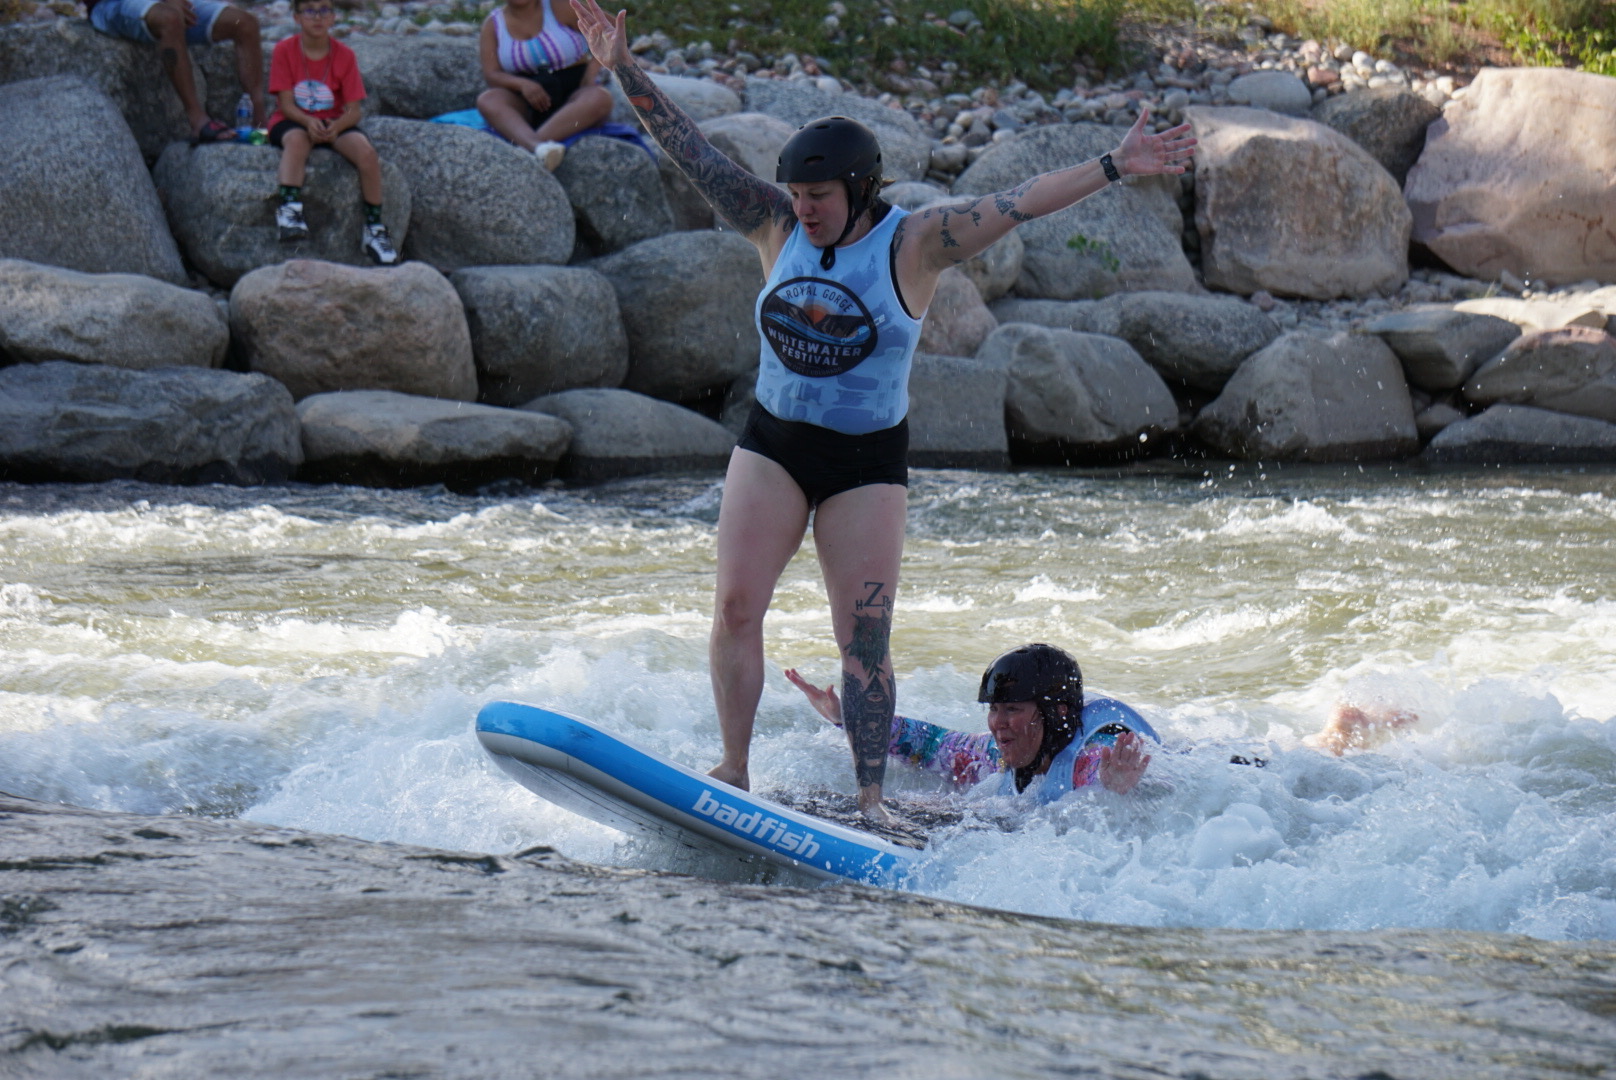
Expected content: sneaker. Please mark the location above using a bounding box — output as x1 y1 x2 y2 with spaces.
276 201 309 241
532 140 565 171
363 222 399 266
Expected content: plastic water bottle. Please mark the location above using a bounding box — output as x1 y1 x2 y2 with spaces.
236 94 253 142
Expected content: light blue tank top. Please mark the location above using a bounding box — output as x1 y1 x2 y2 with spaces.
992 697 1161 804
753 207 923 436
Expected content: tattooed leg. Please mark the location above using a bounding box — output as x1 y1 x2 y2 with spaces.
842 597 895 819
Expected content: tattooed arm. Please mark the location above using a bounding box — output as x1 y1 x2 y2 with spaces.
571 0 793 250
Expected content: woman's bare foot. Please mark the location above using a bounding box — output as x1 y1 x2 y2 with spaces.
857 784 891 823
707 760 749 791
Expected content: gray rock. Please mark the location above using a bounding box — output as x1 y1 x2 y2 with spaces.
297 389 572 489
593 231 764 401
519 387 733 483
611 72 743 126
0 76 187 285
347 34 484 119
1415 401 1466 441
979 323 1179 460
450 265 629 407
153 142 412 288
1463 327 1616 423
0 258 227 370
554 135 675 256
1109 290 1281 392
230 260 476 402
0 360 301 483
918 268 997 358
1364 307 1521 390
1310 85 1439 187
365 118 572 272
907 352 1009 469
652 144 715 231
1187 106 1409 300
1451 296 1610 335
740 79 931 181
883 181 951 210
1192 331 1418 461
955 124 1196 300
1424 403 1616 463
988 298 1120 337
1227 71 1315 116
701 111 797 181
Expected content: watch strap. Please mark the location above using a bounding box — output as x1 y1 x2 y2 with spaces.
1100 153 1121 183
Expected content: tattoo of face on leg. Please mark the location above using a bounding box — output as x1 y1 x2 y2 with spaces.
844 667 893 789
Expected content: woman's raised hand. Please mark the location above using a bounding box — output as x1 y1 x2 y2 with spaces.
570 0 631 71
1114 107 1198 177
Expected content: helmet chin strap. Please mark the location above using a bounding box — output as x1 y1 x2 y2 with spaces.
819 178 871 270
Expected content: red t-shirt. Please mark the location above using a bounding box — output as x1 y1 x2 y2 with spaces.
267 35 365 128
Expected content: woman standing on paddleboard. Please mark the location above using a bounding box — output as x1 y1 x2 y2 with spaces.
572 0 1196 820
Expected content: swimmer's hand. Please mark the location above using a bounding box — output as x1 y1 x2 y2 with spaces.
1305 704 1419 756
784 668 842 727
1097 731 1151 795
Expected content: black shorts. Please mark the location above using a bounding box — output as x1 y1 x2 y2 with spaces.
520 63 588 129
737 404 908 507
267 118 369 148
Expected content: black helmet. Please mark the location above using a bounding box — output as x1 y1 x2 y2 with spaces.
776 116 885 270
979 644 1085 788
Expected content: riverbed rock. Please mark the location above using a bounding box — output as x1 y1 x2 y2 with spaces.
1309 86 1439 187
1186 106 1410 300
1423 403 1616 463
989 298 1119 336
1227 70 1314 116
907 352 1010 469
1405 67 1616 288
1415 401 1467 442
955 123 1197 300
702 111 797 179
296 389 571 489
1463 327 1616 423
230 260 476 402
553 135 675 257
918 268 997 357
0 258 227 370
1108 291 1281 393
1450 296 1611 335
1363 307 1521 390
365 117 572 271
979 323 1179 461
153 142 412 288
519 388 732 483
0 361 301 484
347 34 484 119
592 231 764 402
0 75 187 285
740 79 931 181
450 265 628 407
1192 331 1419 461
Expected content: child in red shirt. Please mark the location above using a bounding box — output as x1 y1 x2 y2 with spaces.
267 0 396 264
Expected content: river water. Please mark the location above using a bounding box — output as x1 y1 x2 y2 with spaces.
2 465 1614 944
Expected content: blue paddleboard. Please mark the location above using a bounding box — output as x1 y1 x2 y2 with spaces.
476 701 921 887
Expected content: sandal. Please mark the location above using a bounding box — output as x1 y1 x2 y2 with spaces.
191 119 236 146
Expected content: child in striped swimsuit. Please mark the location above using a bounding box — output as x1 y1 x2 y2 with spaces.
475 0 611 170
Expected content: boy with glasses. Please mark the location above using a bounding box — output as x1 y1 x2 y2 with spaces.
267 0 397 264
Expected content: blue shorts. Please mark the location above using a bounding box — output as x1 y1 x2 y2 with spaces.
90 0 231 46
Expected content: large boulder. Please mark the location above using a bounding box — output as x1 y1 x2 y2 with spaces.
592 231 764 402
1462 327 1616 423
347 35 484 119
740 79 931 181
1186 106 1410 300
702 111 797 179
230 260 476 402
978 323 1179 461
0 75 187 285
364 118 572 272
988 297 1118 336
610 72 743 126
0 258 227 370
554 135 675 256
296 389 571 489
1405 67 1616 288
917 268 997 358
1107 291 1280 393
519 388 733 483
0 361 301 483
1227 71 1314 116
1451 296 1611 335
1309 86 1439 187
1363 307 1521 391
450 265 629 406
1422 404 1616 464
907 353 1009 470
153 142 412 288
954 124 1196 300
1192 331 1419 461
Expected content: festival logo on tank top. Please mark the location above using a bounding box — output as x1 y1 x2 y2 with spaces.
760 276 879 377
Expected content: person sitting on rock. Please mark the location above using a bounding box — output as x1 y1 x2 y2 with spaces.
475 0 612 172
86 0 265 145
266 0 397 265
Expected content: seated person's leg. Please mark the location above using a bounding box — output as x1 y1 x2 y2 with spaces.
134 0 225 139
270 121 313 240
333 131 398 265
533 81 612 144
477 87 540 152
210 3 265 127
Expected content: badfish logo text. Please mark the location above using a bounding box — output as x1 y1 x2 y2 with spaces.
692 789 821 860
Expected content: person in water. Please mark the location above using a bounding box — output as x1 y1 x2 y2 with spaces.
789 643 1157 799
571 0 1198 821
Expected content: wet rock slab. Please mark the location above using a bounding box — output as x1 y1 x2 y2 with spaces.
5 792 1612 1079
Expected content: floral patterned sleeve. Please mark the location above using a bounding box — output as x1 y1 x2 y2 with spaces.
888 715 1002 787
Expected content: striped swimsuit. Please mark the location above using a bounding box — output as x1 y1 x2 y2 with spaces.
492 2 590 75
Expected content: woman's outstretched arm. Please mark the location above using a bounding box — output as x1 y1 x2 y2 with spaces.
571 0 793 247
